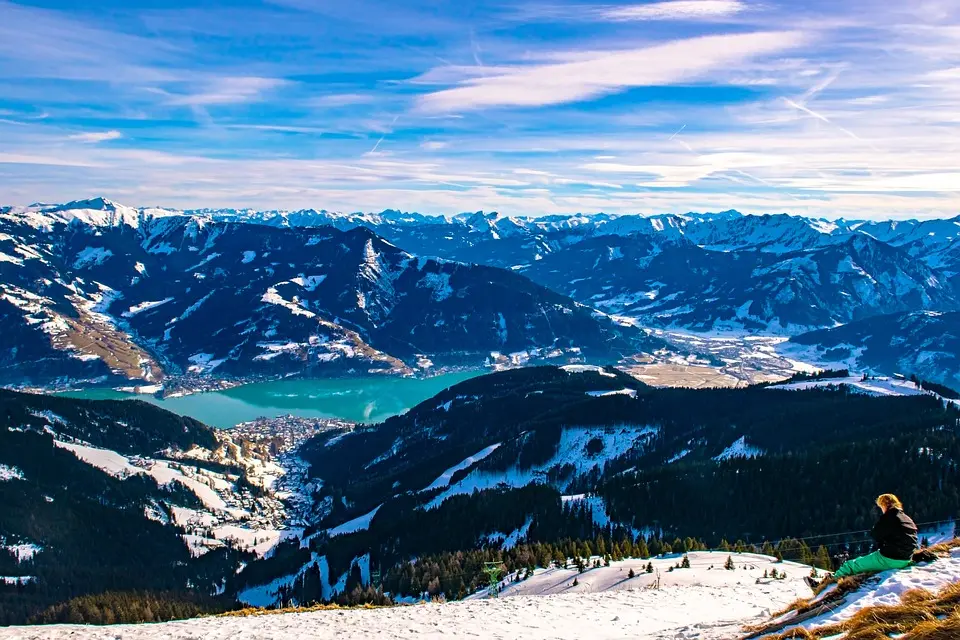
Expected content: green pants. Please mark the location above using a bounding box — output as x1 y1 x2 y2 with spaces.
833 550 912 578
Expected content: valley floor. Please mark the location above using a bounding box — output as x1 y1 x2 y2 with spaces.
0 553 811 639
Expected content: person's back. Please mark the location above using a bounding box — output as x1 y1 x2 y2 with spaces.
871 505 918 561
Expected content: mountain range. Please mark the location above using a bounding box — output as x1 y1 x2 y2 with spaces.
0 199 656 387
2 197 959 388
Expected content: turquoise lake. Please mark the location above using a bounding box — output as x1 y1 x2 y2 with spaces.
59 371 482 428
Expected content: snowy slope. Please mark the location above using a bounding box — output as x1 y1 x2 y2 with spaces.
476 551 811 598
767 375 929 397
786 310 960 391
6 395 299 561
0 553 812 640
769 546 960 638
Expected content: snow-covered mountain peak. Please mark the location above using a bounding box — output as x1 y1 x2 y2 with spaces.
49 196 120 212
0 197 187 231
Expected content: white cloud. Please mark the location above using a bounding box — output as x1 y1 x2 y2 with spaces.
927 67 960 80
418 31 807 112
603 1 747 21
0 153 101 167
420 141 448 150
226 124 326 134
166 77 289 106
310 93 376 107
849 95 889 105
67 130 122 144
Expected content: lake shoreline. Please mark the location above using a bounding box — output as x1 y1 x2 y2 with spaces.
14 364 487 400
52 370 484 429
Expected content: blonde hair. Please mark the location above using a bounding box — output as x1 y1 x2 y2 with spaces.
876 494 903 512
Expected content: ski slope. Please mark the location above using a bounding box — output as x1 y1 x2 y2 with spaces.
0 553 812 640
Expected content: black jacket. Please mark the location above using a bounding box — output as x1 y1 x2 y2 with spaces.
871 508 918 560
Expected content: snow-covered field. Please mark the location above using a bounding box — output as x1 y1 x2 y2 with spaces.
768 375 926 397
7 550 960 639
0 553 812 640
479 551 811 599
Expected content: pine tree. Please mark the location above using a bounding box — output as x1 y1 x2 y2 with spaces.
814 545 832 571
635 538 650 559
724 556 735 571
681 554 691 569
646 562 654 573
628 568 636 579
648 538 662 557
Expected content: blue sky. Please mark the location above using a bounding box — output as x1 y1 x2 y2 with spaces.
0 0 958 218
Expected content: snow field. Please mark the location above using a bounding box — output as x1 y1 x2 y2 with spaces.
421 443 502 492
426 424 657 509
0 463 25 481
1 542 42 563
768 375 926 397
560 364 617 377
475 552 812 599
713 435 764 461
122 297 174 317
328 505 382 537
2 553 812 640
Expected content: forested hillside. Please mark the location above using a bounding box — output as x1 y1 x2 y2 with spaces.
0 391 250 625
5 368 959 622
234 367 960 607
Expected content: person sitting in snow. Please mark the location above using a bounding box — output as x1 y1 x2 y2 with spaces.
806 493 918 590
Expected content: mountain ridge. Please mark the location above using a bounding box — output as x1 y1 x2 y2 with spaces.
0 208 660 388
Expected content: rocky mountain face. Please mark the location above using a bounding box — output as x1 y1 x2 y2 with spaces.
169 204 960 334
0 200 659 387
